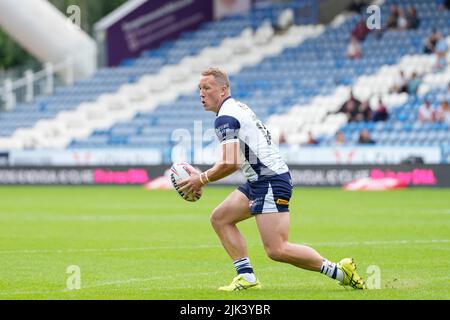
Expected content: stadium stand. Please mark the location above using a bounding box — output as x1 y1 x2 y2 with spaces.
0 0 449 162
0 1 323 150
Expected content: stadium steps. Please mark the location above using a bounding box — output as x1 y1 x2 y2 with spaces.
72 4 449 151
56 23 324 150
265 0 450 145
0 2 314 150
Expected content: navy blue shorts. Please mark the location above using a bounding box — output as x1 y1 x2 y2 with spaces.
237 172 293 215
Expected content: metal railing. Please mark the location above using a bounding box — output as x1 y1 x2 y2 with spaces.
0 58 74 111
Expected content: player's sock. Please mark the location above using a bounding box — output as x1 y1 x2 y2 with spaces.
234 257 256 282
320 258 344 282
241 273 257 282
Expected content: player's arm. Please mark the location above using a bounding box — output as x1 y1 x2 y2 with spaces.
178 141 240 195
198 114 241 185
178 115 241 194
200 141 240 183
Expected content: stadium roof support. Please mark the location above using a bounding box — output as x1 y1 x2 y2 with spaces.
0 0 97 83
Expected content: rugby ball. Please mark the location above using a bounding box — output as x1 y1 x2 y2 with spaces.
170 162 202 202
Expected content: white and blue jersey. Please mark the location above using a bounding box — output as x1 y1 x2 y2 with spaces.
214 97 293 214
215 97 289 182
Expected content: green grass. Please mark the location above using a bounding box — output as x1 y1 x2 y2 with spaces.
0 186 449 300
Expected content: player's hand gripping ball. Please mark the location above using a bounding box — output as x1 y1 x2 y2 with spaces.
170 162 203 202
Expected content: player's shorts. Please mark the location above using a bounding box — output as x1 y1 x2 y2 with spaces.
237 172 293 215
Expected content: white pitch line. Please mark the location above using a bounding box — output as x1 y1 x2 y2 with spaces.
306 239 450 247
0 244 219 254
1 239 446 296
0 239 448 255
0 265 316 296
79 271 222 290
0 271 222 296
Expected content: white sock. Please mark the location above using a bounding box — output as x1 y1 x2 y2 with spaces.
320 259 344 282
241 273 257 283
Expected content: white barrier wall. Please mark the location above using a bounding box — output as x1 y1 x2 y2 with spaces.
5 149 163 166
182 145 443 165
280 146 442 165
0 0 97 82
0 146 442 166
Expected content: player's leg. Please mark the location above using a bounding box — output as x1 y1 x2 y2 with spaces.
210 188 252 261
255 212 366 289
211 188 261 291
252 172 366 289
255 212 323 271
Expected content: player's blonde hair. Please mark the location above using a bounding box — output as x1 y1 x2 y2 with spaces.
201 67 230 88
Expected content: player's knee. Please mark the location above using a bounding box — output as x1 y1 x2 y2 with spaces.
265 245 287 262
210 208 226 228
210 212 219 228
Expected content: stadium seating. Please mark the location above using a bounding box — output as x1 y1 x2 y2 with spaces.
266 1 450 146
0 0 449 162
73 0 449 154
0 3 320 148
0 1 324 150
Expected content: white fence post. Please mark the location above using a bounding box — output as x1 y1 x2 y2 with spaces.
45 62 54 95
1 57 75 110
3 79 16 110
25 70 34 103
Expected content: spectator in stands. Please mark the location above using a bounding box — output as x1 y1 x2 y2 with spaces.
305 131 318 145
434 33 448 71
397 8 408 30
372 97 389 122
358 129 376 144
424 29 440 54
386 4 399 30
440 0 450 10
336 90 361 122
406 6 420 30
355 100 372 122
279 131 287 145
351 17 371 42
407 72 422 95
347 36 362 60
334 131 346 146
390 70 408 93
436 100 450 124
418 100 436 122
447 82 450 101
273 8 294 34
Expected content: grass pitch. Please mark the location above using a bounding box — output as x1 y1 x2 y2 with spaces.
0 186 448 300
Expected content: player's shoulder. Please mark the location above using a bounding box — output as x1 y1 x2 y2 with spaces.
218 97 251 120
217 97 237 116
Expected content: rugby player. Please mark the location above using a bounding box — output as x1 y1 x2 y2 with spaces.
178 67 366 291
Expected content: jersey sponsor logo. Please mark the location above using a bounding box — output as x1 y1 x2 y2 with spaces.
215 127 239 142
276 198 289 206
237 101 249 111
